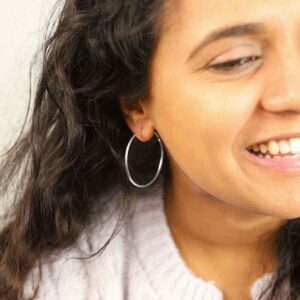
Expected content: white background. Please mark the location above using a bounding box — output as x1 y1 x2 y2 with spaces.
0 0 57 215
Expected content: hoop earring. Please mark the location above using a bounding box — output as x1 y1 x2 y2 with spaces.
124 131 164 188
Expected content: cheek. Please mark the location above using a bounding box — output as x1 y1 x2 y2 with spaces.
152 77 254 165
150 73 262 200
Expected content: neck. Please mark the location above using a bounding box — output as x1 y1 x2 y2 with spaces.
163 173 285 283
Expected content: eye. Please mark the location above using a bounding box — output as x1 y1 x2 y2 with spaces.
207 56 261 72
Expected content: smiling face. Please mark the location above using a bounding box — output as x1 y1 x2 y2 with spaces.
142 0 300 219
122 0 300 219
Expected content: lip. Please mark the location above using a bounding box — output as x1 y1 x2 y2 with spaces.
247 132 300 148
243 148 300 173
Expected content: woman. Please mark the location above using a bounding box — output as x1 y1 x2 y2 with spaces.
1 0 300 299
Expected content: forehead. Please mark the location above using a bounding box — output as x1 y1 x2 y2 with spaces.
156 0 300 64
163 0 300 35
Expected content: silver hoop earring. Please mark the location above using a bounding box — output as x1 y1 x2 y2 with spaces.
125 131 164 188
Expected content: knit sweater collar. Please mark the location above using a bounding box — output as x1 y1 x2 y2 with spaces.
130 183 274 300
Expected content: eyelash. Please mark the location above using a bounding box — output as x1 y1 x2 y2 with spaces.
208 56 261 72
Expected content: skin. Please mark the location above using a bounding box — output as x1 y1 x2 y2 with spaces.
120 0 300 299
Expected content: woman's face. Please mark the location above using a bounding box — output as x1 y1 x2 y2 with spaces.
140 0 300 219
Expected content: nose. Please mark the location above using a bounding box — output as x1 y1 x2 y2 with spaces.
260 46 300 114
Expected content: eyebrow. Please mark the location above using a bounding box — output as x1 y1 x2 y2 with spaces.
186 22 267 63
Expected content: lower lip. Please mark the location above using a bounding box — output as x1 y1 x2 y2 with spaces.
243 149 300 173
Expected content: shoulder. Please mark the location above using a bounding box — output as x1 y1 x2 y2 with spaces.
24 184 164 300
24 190 130 300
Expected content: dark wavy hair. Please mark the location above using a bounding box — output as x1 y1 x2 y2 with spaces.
0 0 299 299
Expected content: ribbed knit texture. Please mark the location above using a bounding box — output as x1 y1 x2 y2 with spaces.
24 183 278 299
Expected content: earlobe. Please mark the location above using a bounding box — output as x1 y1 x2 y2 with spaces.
139 120 155 142
131 119 155 143
119 97 155 142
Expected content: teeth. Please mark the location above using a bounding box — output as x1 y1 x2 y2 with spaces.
278 140 290 154
253 145 260 152
248 137 300 156
290 138 300 154
268 141 279 155
259 144 268 154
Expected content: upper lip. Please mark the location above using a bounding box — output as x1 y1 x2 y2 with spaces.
247 131 300 147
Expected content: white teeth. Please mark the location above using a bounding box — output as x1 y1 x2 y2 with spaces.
278 140 290 154
289 138 300 154
268 140 279 155
249 137 300 156
259 144 268 154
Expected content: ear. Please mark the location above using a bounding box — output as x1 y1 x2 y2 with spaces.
119 96 155 142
